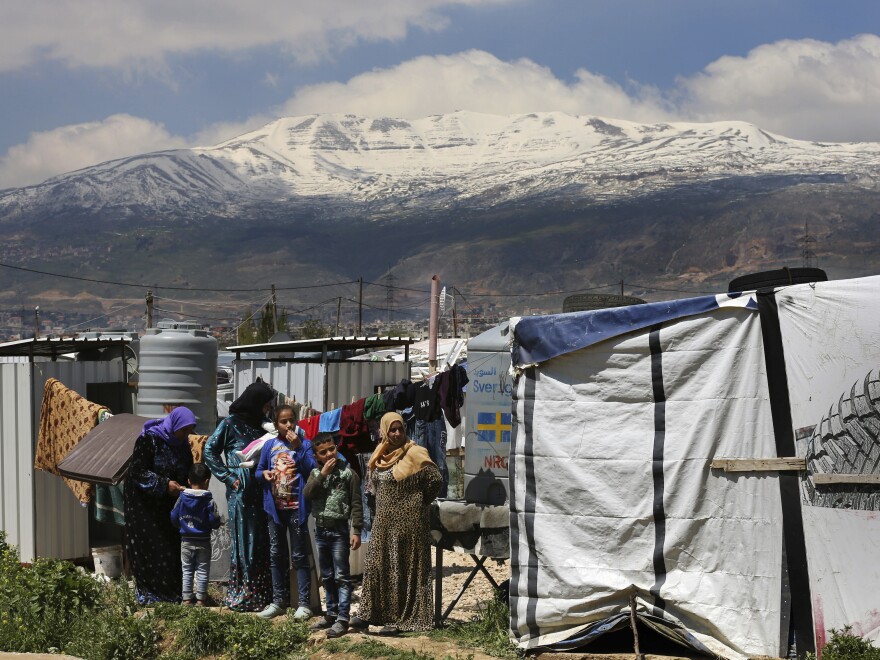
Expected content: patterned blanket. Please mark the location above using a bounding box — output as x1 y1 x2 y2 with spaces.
35 378 107 504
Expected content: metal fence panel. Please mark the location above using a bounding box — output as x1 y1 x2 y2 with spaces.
0 364 36 561
0 361 124 562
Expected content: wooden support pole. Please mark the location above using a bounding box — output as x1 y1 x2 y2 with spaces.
629 592 643 660
710 457 805 472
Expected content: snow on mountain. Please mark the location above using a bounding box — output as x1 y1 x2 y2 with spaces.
3 111 880 220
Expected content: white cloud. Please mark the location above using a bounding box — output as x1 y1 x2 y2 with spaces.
677 34 880 142
0 114 186 188
280 50 670 122
5 34 880 188
0 0 513 73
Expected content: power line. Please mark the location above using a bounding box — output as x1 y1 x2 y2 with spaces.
0 261 357 292
625 282 719 294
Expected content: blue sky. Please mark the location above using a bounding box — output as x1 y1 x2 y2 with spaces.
1 0 879 188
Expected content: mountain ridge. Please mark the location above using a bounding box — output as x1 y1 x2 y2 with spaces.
1 110 879 310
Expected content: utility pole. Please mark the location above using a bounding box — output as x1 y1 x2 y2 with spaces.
34 306 40 339
335 297 342 335
146 290 154 328
620 279 624 296
270 284 278 335
357 277 363 336
452 294 458 337
385 271 396 325
802 220 817 268
429 275 440 373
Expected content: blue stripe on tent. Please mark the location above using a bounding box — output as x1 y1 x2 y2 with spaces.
512 292 757 367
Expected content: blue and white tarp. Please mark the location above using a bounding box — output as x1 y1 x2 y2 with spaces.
508 276 880 659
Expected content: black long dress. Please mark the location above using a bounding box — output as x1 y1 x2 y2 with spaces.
123 431 193 604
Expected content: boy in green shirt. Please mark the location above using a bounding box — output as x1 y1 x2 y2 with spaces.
304 433 363 638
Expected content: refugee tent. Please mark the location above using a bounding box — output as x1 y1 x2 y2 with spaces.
508 274 880 659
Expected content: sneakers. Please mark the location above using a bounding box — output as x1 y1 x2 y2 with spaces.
326 621 349 639
309 616 336 631
257 603 285 619
377 624 400 636
291 605 313 621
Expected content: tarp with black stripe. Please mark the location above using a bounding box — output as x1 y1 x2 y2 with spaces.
509 275 880 659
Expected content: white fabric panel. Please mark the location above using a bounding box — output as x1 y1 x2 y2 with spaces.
777 275 880 649
511 309 781 658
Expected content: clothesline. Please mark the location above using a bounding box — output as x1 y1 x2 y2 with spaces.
292 363 469 442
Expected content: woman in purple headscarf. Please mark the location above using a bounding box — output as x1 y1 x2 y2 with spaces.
124 406 197 605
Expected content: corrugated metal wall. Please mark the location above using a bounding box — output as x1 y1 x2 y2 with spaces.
0 364 36 561
0 361 124 562
325 361 409 410
235 361 325 407
233 360 409 411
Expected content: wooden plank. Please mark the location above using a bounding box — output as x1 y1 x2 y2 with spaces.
710 457 806 472
813 473 880 486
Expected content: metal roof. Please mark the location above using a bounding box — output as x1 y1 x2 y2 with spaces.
226 336 418 355
0 336 132 359
57 413 150 485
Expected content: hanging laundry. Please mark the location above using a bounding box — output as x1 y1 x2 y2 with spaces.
382 378 412 411
318 407 342 433
35 378 109 504
412 417 449 498
413 381 441 422
297 415 321 440
363 393 387 420
436 364 469 428
339 398 368 438
337 398 374 470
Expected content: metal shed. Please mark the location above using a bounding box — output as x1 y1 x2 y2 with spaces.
227 336 415 408
0 337 131 562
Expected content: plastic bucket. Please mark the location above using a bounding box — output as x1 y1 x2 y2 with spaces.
92 545 123 578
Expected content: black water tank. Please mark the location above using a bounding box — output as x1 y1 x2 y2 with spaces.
728 267 827 292
563 293 646 313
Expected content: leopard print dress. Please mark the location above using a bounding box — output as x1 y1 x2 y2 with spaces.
357 464 442 631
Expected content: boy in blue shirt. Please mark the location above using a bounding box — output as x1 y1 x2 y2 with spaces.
170 462 222 605
255 404 317 619
304 433 363 638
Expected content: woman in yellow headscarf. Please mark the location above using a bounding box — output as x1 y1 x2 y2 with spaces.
351 412 442 634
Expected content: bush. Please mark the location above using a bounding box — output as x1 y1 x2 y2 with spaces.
165 606 309 660
0 531 311 659
0 531 103 653
817 626 880 660
64 609 159 660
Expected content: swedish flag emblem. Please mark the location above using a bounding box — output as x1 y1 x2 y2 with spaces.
477 411 512 443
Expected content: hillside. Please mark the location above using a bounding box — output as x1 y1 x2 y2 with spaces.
1 111 879 311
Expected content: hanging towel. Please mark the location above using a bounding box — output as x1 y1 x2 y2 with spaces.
35 378 108 504
318 407 343 433
297 415 321 440
94 483 126 526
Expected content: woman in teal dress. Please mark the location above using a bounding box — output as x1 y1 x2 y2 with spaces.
204 382 274 611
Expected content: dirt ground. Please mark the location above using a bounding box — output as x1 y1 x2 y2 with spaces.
306 552 744 660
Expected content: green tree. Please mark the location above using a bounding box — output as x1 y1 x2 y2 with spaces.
237 307 257 345
299 318 329 339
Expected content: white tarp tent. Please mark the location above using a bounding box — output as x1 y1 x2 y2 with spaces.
508 275 880 659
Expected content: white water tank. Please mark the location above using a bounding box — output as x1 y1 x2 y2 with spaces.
137 320 218 434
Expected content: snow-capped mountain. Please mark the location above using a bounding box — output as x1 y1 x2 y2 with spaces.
3 111 880 305
3 111 880 221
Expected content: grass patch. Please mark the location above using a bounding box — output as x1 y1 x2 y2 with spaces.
0 531 310 659
425 590 520 659
322 636 466 659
